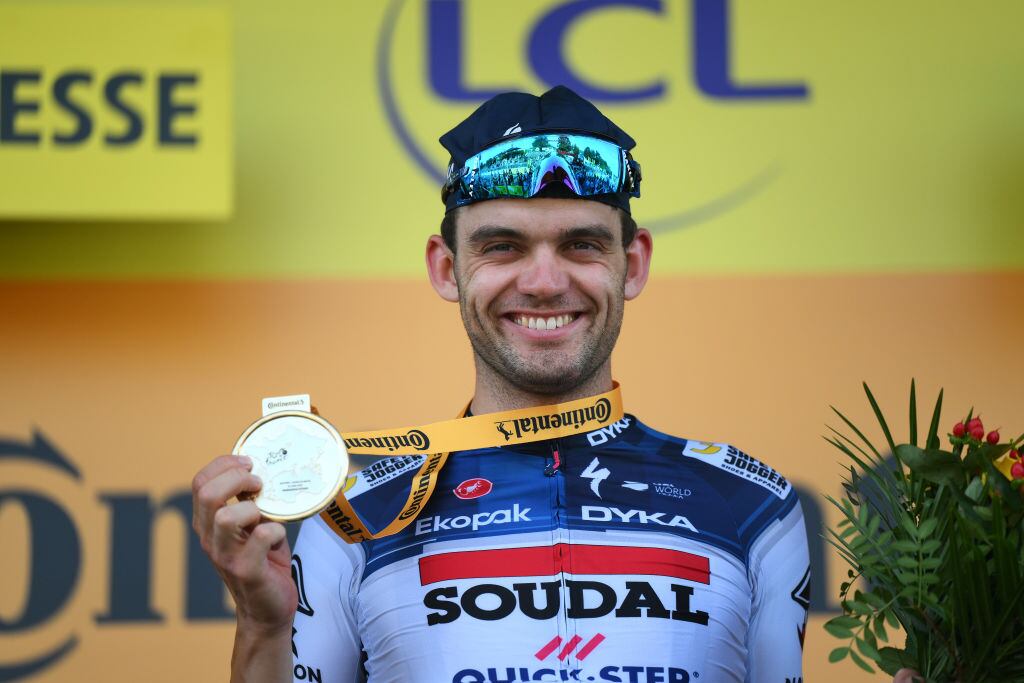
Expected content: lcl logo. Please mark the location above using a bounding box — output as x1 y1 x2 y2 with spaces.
0 431 246 681
378 0 811 230
424 0 808 104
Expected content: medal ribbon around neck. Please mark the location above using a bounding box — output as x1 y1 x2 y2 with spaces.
320 383 624 543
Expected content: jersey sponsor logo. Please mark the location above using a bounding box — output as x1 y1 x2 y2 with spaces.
652 483 692 500
621 481 694 500
581 506 699 534
344 454 424 500
293 664 323 682
791 566 811 611
534 633 605 661
581 456 611 497
683 443 791 499
419 544 711 626
424 579 709 627
454 477 493 500
291 554 314 617
494 397 613 441
586 416 632 446
792 566 811 650
415 503 531 536
451 665 693 683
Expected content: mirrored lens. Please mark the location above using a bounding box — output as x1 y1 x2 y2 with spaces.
460 134 624 202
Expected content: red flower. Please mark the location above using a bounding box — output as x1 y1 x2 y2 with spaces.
986 430 1000 445
1011 461 1024 480
953 422 966 438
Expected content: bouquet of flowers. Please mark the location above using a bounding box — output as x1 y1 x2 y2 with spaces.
825 381 1024 681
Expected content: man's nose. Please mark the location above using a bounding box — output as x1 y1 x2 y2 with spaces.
516 248 569 298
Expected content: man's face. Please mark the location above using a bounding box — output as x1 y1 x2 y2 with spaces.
446 198 636 395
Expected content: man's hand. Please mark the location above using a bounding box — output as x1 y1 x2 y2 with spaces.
192 455 297 682
894 669 924 683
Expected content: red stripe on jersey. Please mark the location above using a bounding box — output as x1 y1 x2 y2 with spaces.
575 633 606 661
418 544 710 585
557 635 582 661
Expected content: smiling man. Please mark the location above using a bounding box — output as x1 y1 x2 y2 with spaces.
192 86 811 683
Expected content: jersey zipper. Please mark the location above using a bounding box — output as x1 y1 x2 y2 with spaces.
546 439 575 677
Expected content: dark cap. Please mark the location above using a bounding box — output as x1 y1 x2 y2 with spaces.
439 85 639 213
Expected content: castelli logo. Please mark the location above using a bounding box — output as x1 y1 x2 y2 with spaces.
454 478 493 500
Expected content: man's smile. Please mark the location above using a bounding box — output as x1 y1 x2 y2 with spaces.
501 311 584 338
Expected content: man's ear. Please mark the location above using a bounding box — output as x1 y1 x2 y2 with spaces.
624 227 653 300
426 235 459 302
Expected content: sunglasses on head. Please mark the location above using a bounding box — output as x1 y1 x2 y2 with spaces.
442 132 641 207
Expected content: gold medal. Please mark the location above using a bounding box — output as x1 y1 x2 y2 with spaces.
232 410 349 522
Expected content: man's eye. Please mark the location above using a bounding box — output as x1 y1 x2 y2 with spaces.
483 243 514 253
570 241 598 251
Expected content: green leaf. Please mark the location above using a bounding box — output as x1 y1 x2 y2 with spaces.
824 622 855 639
897 444 964 486
829 646 849 663
862 592 887 610
863 382 898 455
965 475 985 501
896 570 918 585
892 539 920 553
873 616 889 643
848 600 873 615
857 634 881 661
900 516 920 539
831 405 884 461
918 517 938 538
848 648 876 673
909 379 918 447
878 647 912 676
897 556 919 569
829 615 862 629
925 387 944 451
884 610 900 629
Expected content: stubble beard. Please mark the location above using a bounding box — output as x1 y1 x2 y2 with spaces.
458 286 625 397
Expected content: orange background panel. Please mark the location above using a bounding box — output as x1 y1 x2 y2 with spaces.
1 273 1023 681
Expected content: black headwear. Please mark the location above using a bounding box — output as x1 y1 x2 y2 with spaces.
439 85 640 214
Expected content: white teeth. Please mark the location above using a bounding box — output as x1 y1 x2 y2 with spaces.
513 314 576 330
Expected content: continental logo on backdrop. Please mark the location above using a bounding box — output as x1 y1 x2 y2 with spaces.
378 0 810 232
0 4 231 219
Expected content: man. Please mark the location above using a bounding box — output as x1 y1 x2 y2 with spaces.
193 86 811 682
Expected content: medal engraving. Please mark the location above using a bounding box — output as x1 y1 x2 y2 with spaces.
232 410 348 521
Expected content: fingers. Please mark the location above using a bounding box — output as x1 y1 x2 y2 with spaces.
212 499 263 551
192 456 261 549
223 519 288 585
192 454 251 495
894 669 923 683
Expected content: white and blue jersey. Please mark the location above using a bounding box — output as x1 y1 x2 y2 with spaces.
291 415 810 683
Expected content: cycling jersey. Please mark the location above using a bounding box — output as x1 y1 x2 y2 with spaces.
291 414 810 683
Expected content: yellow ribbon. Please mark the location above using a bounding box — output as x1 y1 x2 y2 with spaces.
320 383 624 543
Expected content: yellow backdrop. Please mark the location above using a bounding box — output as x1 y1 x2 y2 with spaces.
2 1 1023 682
